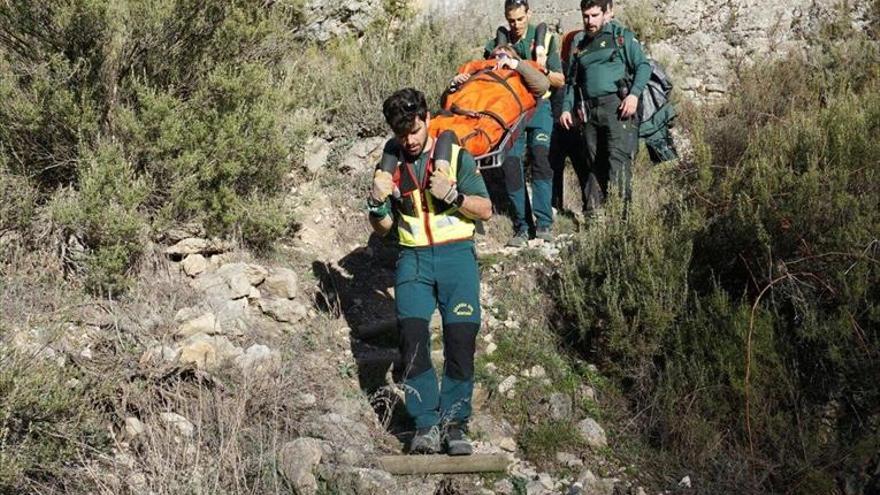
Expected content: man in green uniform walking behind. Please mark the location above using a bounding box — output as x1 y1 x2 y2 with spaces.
560 0 650 207
485 0 565 246
367 89 493 455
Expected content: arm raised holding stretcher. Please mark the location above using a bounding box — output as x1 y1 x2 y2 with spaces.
451 46 550 97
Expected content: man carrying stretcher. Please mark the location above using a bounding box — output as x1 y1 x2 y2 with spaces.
367 46 551 456
378 45 551 219
427 44 551 158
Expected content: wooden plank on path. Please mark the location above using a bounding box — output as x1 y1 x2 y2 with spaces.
377 454 512 475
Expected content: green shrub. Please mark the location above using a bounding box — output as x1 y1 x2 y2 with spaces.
49 141 150 294
616 0 671 44
0 1 305 289
0 160 37 235
0 348 111 492
556 34 880 492
519 420 585 465
0 1 485 289
290 18 484 138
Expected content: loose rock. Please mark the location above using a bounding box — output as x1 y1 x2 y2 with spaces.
182 254 208 276
548 392 573 421
577 417 608 449
278 437 324 495
165 237 232 256
159 412 195 438
322 466 395 495
175 312 221 338
304 137 331 173
498 375 517 397
140 345 180 367
124 417 146 439
177 333 242 370
259 298 307 323
235 344 280 376
263 268 299 299
556 452 583 468
679 475 692 488
494 479 515 495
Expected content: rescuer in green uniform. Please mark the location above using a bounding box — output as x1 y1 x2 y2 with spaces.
367 88 492 455
560 0 650 206
484 0 565 246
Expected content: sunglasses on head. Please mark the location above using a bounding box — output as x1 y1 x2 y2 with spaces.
403 101 418 113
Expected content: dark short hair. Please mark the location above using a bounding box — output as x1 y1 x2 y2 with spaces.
382 88 428 135
580 0 611 11
504 0 529 12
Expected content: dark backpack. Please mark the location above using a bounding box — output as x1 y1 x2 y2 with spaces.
611 24 678 163
609 25 673 124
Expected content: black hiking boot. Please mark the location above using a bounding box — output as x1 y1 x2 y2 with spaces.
535 226 554 242
443 422 473 456
506 230 529 248
410 425 441 454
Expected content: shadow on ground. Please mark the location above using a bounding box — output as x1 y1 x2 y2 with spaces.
311 233 415 445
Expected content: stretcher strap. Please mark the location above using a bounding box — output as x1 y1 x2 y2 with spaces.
448 104 510 133
482 71 525 115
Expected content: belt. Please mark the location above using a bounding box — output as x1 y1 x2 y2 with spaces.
585 93 621 108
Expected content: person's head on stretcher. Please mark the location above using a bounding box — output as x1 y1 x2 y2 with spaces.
489 44 521 69
382 88 432 160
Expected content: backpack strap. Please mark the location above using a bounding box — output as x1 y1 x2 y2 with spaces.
610 23 634 77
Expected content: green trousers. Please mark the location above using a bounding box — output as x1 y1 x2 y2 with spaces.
395 241 481 429
502 99 555 233
583 94 639 206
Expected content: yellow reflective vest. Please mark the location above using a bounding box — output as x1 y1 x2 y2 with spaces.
394 144 476 247
539 30 556 100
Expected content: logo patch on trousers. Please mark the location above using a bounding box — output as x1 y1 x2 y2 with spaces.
453 303 475 316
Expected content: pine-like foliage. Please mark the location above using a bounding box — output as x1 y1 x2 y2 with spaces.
557 29 879 493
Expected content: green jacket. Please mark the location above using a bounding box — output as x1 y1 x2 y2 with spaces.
483 24 562 74
562 21 650 113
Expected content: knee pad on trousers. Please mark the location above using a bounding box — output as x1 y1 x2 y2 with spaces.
442 322 479 380
398 318 432 379
502 156 524 192
530 145 553 181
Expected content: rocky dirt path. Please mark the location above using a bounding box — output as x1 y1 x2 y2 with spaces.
2 135 654 494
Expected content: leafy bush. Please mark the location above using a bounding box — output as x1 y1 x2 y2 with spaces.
0 1 485 291
616 0 671 44
291 18 484 138
0 348 111 492
49 141 150 294
0 1 307 290
556 34 880 492
0 158 37 235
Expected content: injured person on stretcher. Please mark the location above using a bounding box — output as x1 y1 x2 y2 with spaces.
379 44 551 174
